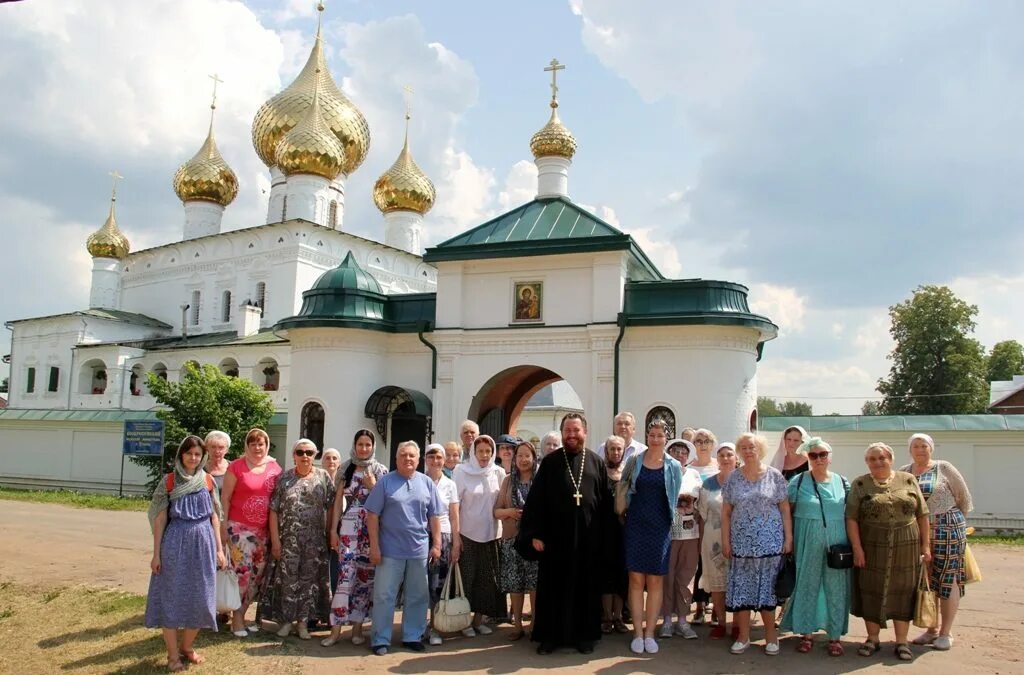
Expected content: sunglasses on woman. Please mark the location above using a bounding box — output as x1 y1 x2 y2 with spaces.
807 451 830 460
294 449 316 457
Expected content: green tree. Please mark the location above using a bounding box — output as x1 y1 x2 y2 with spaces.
130 362 274 495
877 285 988 414
0 376 7 394
987 340 1024 382
758 396 812 417
861 400 882 416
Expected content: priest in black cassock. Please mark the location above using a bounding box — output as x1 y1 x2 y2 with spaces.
519 412 610 655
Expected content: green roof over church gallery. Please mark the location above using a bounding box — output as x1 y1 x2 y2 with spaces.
424 196 661 280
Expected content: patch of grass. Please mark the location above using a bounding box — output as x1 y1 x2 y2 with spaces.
0 487 149 511
0 581 302 674
971 534 1024 547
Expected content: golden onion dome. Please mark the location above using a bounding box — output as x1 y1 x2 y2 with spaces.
274 70 347 181
530 101 577 160
372 117 436 215
87 197 130 259
172 116 239 206
251 5 370 175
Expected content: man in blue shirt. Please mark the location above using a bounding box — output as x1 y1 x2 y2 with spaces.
366 441 443 655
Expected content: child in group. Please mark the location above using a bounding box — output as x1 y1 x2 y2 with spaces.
659 439 703 640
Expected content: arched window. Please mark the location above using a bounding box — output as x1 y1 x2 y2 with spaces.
329 200 338 229
221 290 232 323
301 401 326 458
190 290 201 325
255 282 267 312
645 406 676 440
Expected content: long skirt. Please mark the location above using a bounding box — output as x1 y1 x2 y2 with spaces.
780 519 851 639
931 510 967 600
852 520 921 626
330 505 375 625
428 532 454 606
499 537 538 594
459 536 503 617
226 521 269 608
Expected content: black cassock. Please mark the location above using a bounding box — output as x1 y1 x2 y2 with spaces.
519 447 609 647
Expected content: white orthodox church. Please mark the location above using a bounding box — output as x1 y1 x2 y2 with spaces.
0 7 776 491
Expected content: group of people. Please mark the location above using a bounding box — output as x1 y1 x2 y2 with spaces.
144 414 974 670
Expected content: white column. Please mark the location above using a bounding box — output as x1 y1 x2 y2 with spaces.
535 155 571 198
266 166 287 224
183 201 224 240
383 210 423 254
89 257 121 309
283 174 333 225
329 176 347 230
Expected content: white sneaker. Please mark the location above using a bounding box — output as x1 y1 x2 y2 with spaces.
276 623 293 638
730 640 749 654
676 621 698 639
765 641 780 656
933 635 953 650
659 621 674 638
630 637 645 654
296 623 311 640
429 631 443 646
476 624 493 635
644 637 659 653
461 627 477 638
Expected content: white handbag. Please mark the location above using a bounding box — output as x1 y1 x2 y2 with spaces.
432 562 472 634
216 568 241 613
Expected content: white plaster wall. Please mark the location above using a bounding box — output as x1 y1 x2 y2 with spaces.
761 429 1024 527
618 325 760 444
434 251 625 330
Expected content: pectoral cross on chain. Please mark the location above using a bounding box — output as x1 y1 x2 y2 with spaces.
573 491 583 506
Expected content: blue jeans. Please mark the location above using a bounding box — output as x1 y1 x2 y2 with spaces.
371 556 430 647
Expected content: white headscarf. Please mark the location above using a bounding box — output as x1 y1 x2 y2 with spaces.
456 435 499 476
770 425 808 470
908 433 934 454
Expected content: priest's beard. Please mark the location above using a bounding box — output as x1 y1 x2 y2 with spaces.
563 439 584 454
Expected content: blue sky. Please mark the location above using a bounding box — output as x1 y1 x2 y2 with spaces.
1 0 1021 413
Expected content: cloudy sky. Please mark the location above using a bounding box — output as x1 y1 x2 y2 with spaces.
2 0 1022 413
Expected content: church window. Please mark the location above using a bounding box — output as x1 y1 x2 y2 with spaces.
301 401 326 459
282 196 288 221
329 200 338 228
222 290 232 323
190 290 201 325
645 406 676 439
26 367 35 393
47 367 60 392
255 282 267 311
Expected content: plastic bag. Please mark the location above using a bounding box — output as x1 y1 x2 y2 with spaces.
216 569 241 613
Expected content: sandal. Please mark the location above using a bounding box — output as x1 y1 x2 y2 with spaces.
912 630 939 646
167 660 186 673
895 643 914 661
613 619 629 634
858 639 880 657
827 640 844 657
509 629 526 641
601 621 613 634
181 649 205 665
796 636 813 653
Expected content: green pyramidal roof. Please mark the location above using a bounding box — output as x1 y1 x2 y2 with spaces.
424 196 661 279
311 251 382 293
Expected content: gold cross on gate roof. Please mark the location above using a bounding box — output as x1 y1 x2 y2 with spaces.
402 84 414 119
109 170 123 201
544 58 565 103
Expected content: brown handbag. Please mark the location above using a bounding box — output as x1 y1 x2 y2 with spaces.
913 566 939 629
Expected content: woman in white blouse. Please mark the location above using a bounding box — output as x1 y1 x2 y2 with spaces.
900 433 973 651
453 435 507 637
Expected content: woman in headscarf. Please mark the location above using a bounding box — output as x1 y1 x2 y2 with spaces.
424 443 462 646
146 435 225 672
697 442 737 640
323 429 387 647
220 428 282 637
320 448 342 489
453 434 507 637
780 437 852 656
262 439 335 639
494 439 540 641
203 430 231 493
900 433 973 651
770 425 810 480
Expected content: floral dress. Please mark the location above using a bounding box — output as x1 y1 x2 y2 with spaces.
330 463 387 626
260 468 335 624
723 467 788 611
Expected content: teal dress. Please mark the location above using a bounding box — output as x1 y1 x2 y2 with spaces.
780 472 851 640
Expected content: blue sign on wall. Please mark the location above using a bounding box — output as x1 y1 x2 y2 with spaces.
123 420 165 456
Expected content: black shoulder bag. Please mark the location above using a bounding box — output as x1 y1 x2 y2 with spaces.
809 475 854 569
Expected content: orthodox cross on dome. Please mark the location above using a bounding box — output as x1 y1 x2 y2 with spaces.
208 72 223 111
402 84 414 121
544 58 565 107
316 1 325 37
109 170 123 202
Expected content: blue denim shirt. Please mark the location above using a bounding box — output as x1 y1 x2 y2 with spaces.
622 450 684 517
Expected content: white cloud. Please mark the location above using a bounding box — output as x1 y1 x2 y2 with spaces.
949 274 1024 350
628 227 682 278
749 284 806 336
497 161 537 212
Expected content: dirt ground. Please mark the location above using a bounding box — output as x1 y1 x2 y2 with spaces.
1 500 1021 674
